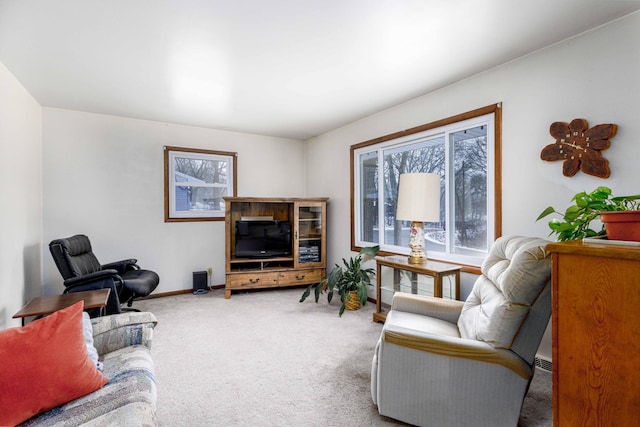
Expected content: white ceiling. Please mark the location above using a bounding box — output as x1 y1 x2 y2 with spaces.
1 1 639 140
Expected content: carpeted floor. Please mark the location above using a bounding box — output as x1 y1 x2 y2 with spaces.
135 288 551 426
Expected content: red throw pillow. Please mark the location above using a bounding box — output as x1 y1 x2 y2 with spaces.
0 300 108 425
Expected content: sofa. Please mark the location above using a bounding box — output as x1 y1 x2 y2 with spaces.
0 303 158 426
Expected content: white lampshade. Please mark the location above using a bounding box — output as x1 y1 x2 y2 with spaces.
396 173 441 222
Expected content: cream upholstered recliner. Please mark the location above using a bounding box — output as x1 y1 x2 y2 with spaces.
371 235 552 427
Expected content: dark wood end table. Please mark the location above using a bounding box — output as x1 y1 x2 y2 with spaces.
13 289 111 326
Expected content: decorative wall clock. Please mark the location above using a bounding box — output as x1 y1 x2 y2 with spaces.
540 118 617 178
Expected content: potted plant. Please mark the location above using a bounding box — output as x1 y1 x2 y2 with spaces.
299 245 379 316
537 186 640 241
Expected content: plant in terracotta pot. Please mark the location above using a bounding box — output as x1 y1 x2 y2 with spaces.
537 186 640 242
299 245 379 316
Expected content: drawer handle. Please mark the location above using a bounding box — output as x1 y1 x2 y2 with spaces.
295 275 306 280
249 278 260 283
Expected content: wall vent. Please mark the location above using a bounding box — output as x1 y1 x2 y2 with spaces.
535 356 552 372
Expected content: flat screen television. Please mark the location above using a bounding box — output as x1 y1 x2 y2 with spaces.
235 220 292 258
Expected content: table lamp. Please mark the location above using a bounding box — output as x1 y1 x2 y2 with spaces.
396 173 441 264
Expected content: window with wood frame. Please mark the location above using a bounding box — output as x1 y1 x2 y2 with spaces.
164 146 237 222
351 104 501 267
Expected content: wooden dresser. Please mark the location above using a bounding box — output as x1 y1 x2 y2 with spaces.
547 240 640 426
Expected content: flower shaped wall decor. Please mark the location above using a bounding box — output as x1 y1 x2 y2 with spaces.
540 118 617 178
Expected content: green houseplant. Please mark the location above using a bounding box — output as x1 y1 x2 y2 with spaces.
537 186 640 241
299 245 379 316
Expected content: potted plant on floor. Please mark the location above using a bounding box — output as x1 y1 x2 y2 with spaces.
299 245 379 316
537 186 640 241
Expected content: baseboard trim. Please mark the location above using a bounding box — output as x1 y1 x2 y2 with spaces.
140 284 225 300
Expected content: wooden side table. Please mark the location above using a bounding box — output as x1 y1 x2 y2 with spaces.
373 255 461 323
13 289 111 326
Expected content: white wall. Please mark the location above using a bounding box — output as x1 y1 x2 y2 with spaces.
306 12 640 360
42 109 306 295
0 62 42 329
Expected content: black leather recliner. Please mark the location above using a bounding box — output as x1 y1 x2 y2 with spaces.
49 234 160 315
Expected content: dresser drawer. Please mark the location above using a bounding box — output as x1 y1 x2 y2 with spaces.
277 268 325 285
226 272 279 290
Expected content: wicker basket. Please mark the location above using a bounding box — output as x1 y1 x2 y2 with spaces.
344 290 360 311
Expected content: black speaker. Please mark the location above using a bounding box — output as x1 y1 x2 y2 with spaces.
193 271 208 294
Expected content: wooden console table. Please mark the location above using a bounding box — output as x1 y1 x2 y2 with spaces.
373 255 461 323
13 289 111 326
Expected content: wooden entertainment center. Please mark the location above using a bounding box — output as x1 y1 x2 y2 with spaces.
223 197 328 299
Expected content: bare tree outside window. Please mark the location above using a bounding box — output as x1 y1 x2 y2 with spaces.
451 127 488 254
351 104 501 267
174 157 228 212
383 138 445 249
164 146 237 222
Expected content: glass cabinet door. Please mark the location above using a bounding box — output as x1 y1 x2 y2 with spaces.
295 202 325 267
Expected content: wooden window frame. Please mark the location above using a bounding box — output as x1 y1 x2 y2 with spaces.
164 146 237 222
350 103 502 272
